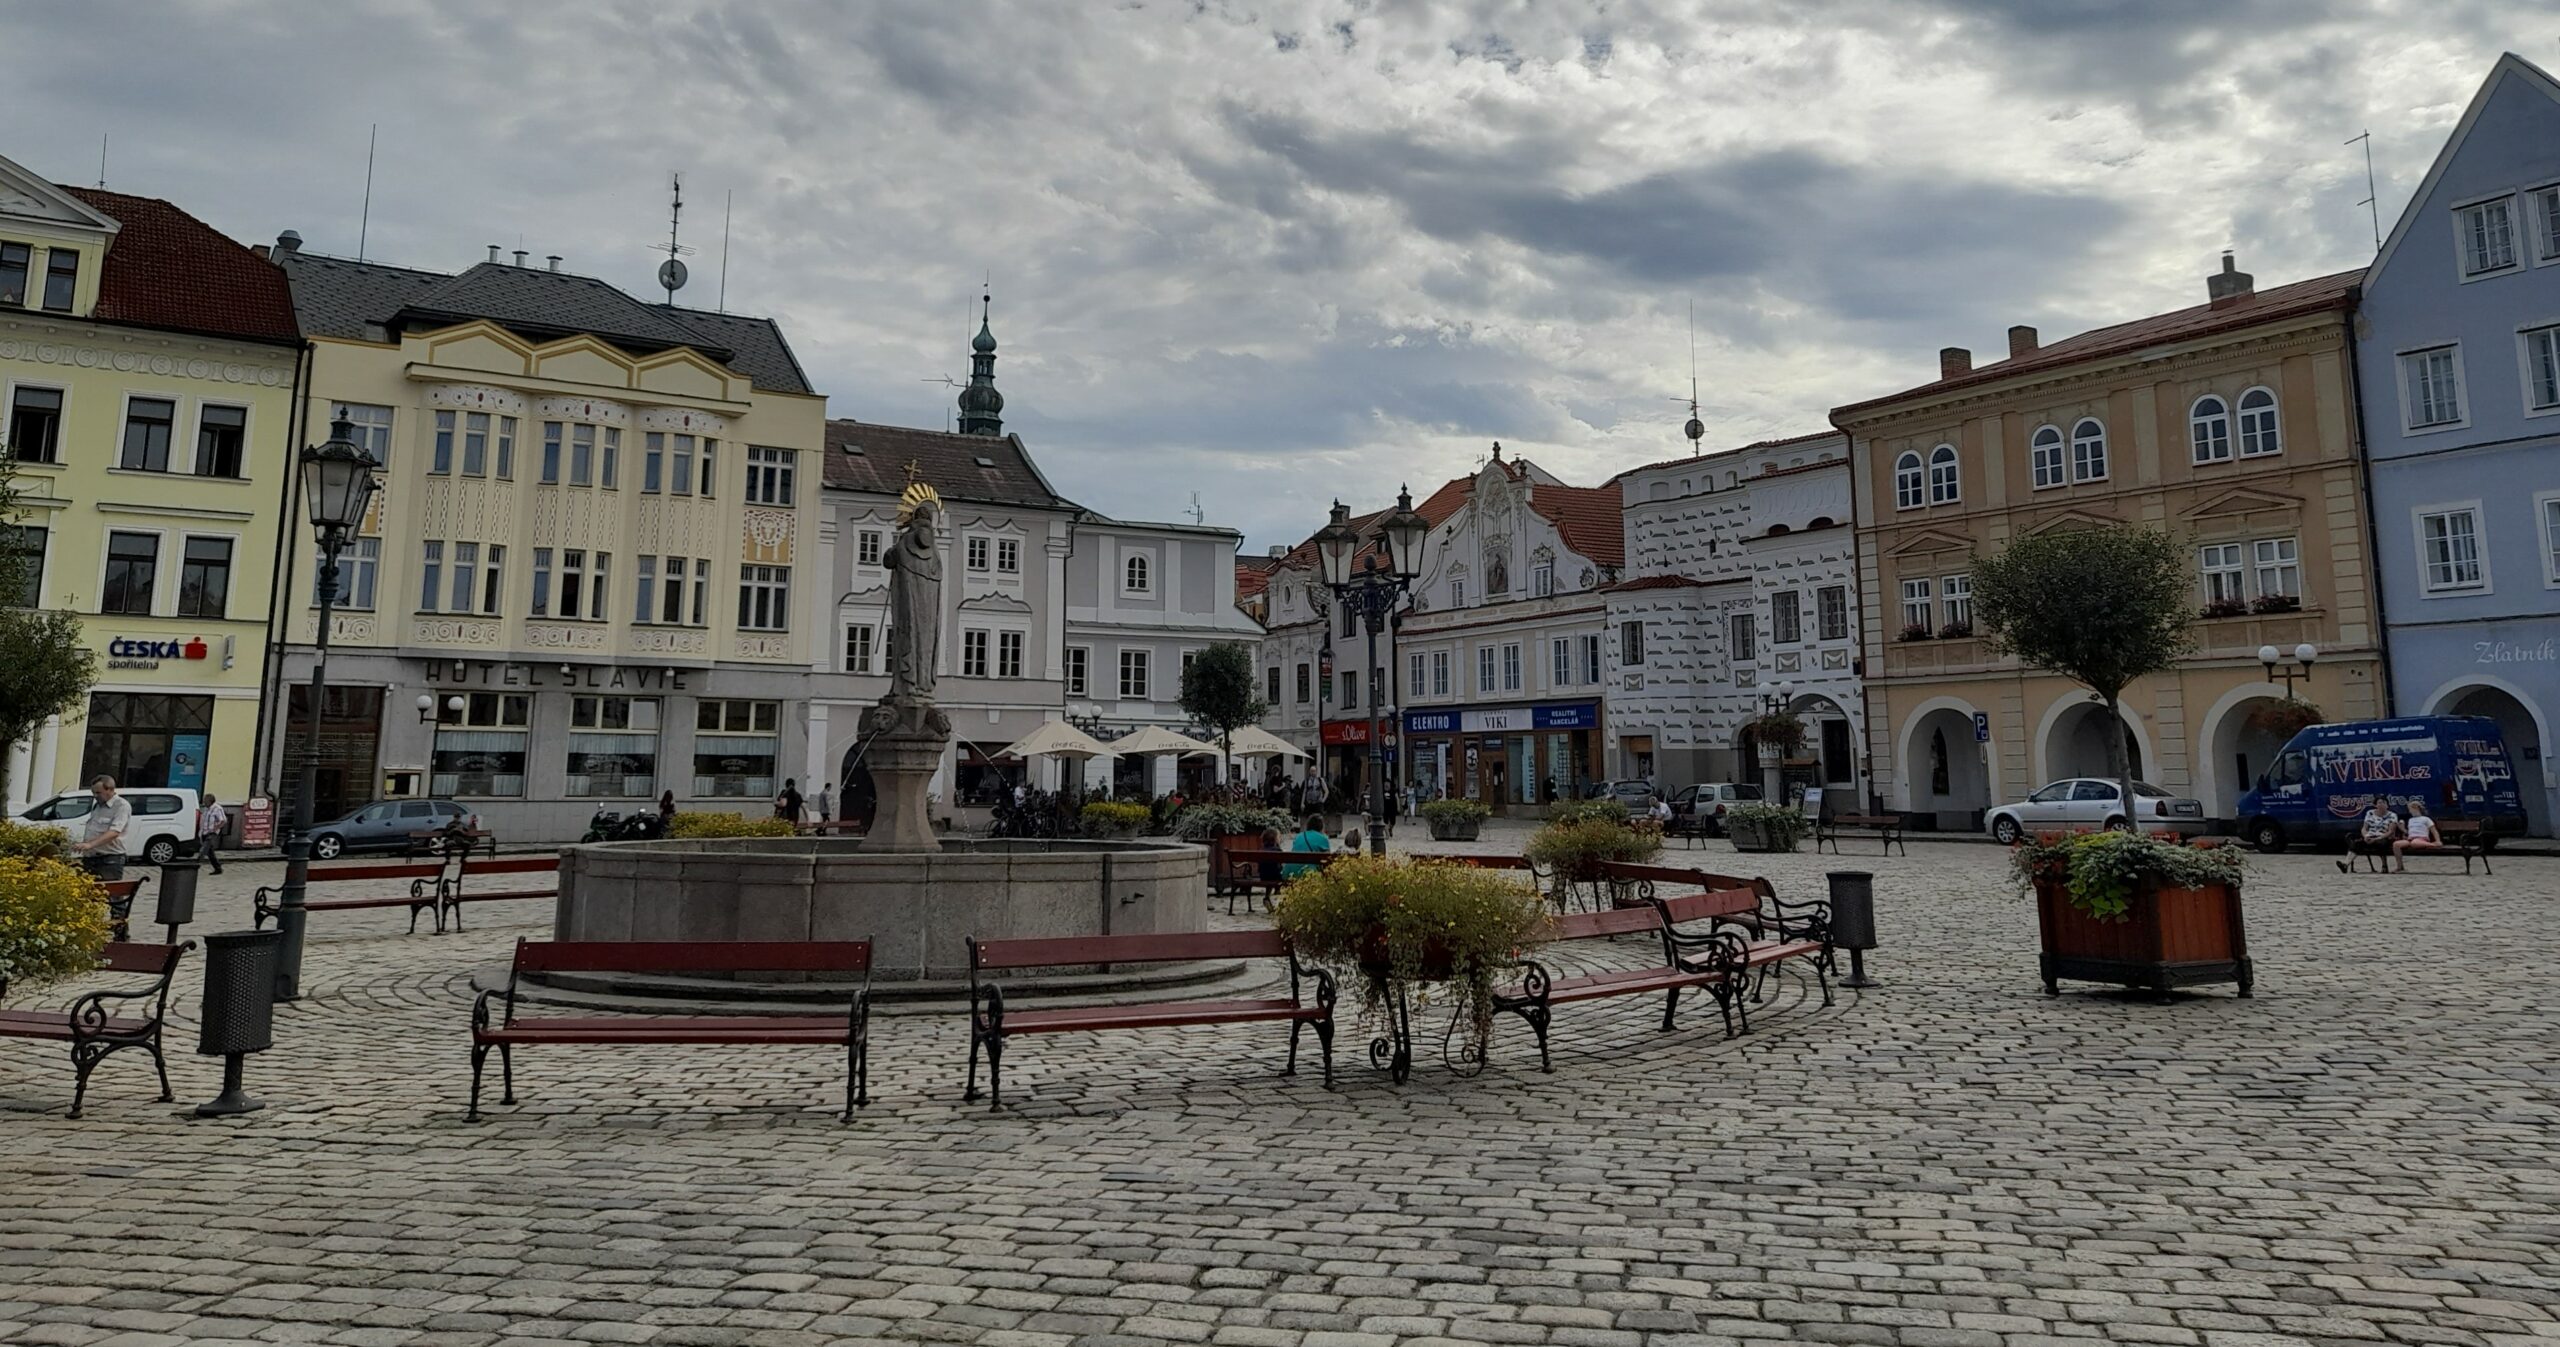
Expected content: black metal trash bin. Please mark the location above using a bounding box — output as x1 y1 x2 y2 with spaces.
195 928 280 1116
1825 870 1879 988
154 861 200 941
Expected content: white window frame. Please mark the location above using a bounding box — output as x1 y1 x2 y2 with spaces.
997 629 1024 680
1117 648 1150 700
2069 418 2108 482
966 535 991 573
2251 537 2299 600
1926 444 1959 504
2414 501 2490 595
175 530 240 621
844 623 876 674
743 446 795 506
1064 645 1090 697
99 526 165 617
2538 490 2560 588
1579 633 1601 685
1816 585 1848 641
1771 589 1801 644
2454 192 2522 280
1500 642 1521 693
2398 344 2469 434
2201 543 2245 604
2031 424 2067 487
1431 650 1450 696
1940 574 1971 631
1898 577 1932 631
1893 452 1925 510
739 563 790 631
961 628 990 679
2531 183 2560 266
995 537 1020 574
2517 321 2560 417
856 529 883 568
1411 651 1428 698
1551 637 1570 688
2188 398 2230 465
1477 645 1496 693
1122 552 1151 595
2235 387 2281 457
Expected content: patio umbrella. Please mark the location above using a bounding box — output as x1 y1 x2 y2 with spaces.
1225 726 1311 759
1000 720 1117 762
1110 725 1217 757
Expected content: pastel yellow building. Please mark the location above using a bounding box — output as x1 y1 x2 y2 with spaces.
0 155 302 814
267 237 826 839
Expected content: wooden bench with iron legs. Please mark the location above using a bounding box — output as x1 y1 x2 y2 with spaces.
435 855 561 931
965 930 1335 1110
97 877 147 942
0 941 191 1118
1214 847 1338 914
1816 813 1908 856
406 828 496 859
1486 888 1761 1071
2349 819 2496 875
469 938 873 1122
254 860 450 934
1594 861 1768 910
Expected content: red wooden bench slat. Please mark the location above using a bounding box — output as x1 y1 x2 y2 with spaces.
0 1010 152 1039
510 940 873 975
504 1015 846 1033
1657 888 1764 925
1740 939 1825 966
1546 967 1727 1003
1550 905 1663 941
449 888 558 904
309 862 447 882
98 942 184 976
1001 999 1321 1034
1600 863 1760 890
972 929 1287 970
462 857 559 876
482 1026 853 1045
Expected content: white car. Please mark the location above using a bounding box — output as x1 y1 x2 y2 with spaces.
19 788 203 865
1985 778 2205 846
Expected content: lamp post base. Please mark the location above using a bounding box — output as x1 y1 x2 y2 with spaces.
192 1054 265 1117
1841 949 1881 990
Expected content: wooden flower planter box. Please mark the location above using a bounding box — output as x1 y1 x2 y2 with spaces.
2034 880 2254 998
1727 817 1796 853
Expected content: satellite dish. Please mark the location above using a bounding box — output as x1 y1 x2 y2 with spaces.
657 258 689 293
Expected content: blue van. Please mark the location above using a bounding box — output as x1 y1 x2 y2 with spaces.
2234 716 2527 852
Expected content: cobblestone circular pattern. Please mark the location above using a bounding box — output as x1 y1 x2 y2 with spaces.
2 829 2556 1347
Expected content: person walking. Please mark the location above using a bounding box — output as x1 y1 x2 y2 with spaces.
196 793 229 875
658 790 677 824
814 781 834 825
69 776 133 938
775 778 805 826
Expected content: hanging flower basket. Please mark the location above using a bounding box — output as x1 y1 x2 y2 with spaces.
1739 710 1807 758
2244 698 2322 740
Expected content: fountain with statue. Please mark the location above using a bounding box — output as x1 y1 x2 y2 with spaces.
540 478 1211 1001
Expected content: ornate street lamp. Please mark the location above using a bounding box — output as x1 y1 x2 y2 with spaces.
2259 642 2317 698
273 409 379 1002
1317 490 1428 856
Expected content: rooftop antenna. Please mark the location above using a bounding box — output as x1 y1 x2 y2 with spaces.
95 133 106 189
1667 298 1706 454
1187 492 1206 525
652 172 695 305
2347 130 2382 253
357 124 377 261
717 189 733 312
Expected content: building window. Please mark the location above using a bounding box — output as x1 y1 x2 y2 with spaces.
1531 557 1554 596
745 446 795 506
2188 398 2230 464
1269 663 1283 705
844 624 875 674
40 248 76 312
497 416 517 479
1620 621 1645 666
1579 634 1600 685
698 440 715 497
856 530 883 566
1118 649 1150 699
996 538 1020 574
600 427 620 488
2070 418 2107 482
189 405 248 478
1294 662 1310 704
2401 345 2466 430
1421 650 1443 696
1894 451 1925 509
2201 543 2244 604
1450 576 1467 607
962 629 989 678
317 536 378 612
6 524 45 607
2252 537 2299 598
1927 444 1959 503
0 243 23 306
531 548 553 617
571 424 596 486
587 552 610 621
1413 651 1430 697
671 435 699 494
120 398 175 472
176 537 231 618
1728 612 1756 663
335 403 391 467
1501 642 1521 692
2418 506 2486 592
432 410 457 475
2534 184 2560 263
740 564 790 631
101 531 157 615
1941 574 1972 631
2458 196 2519 277
1339 602 1357 639
2540 494 2560 586
2522 325 2560 413
555 549 588 621
1551 637 1571 687
9 386 63 464
566 695 659 798
693 699 780 797
481 544 506 615
1066 646 1090 697
418 541 443 612
540 422 563 484
633 555 656 622
642 432 664 492
432 692 531 798
2236 388 2281 455
1771 590 1802 644
1124 553 1150 593
967 536 990 572
459 412 490 476
1899 577 1932 632
1817 585 1848 641
449 542 480 614
1341 669 1359 709
662 555 688 624
2031 424 2066 487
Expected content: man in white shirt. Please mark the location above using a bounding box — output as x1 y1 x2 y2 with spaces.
70 776 133 937
197 793 230 875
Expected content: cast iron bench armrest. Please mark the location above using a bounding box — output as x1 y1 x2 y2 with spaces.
1752 893 1834 944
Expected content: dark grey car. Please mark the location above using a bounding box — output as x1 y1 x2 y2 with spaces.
307 799 475 860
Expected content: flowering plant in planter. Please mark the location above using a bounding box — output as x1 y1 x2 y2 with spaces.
2249 593 2301 615
2009 830 2246 919
2200 595 2249 619
1419 797 1493 840
1080 801 1152 838
1740 710 1807 757
1524 816 1662 899
0 856 111 995
1724 801 1807 852
1548 799 1629 825
1897 621 1933 642
1274 855 1551 1052
1172 803 1294 841
2244 698 2323 741
1937 619 1974 639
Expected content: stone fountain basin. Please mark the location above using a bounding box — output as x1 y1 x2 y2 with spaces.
545 836 1214 1001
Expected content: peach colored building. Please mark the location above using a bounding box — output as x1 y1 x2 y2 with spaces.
1832 257 2387 830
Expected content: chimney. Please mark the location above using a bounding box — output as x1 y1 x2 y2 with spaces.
251 244 269 260
487 244 501 263
512 249 529 268
1268 545 1286 559
2007 324 2038 357
546 255 562 272
1939 346 1972 379
2208 250 2254 307
274 229 302 254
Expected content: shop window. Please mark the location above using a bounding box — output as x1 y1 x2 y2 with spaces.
694 699 781 797
432 692 530 797
79 692 214 790
566 695 659 798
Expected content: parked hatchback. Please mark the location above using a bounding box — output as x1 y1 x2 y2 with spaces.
19 788 201 865
308 798 478 860
1985 778 2205 846
1581 779 1661 809
1668 782 1765 834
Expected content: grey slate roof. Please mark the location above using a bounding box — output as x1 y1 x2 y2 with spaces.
276 250 814 396
822 419 1078 512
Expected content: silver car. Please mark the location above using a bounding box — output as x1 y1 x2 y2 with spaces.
1986 778 2206 845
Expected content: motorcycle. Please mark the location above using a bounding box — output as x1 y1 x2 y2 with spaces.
581 806 668 843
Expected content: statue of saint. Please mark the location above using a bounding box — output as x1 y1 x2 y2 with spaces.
885 480 943 701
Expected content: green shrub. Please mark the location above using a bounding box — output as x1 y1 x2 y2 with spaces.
1725 802 1807 850
1081 801 1152 837
0 856 111 992
666 811 799 839
2010 830 2246 920
0 820 70 862
1418 798 1491 825
1274 855 1551 1053
1525 816 1661 875
1173 803 1294 840
1550 799 1630 826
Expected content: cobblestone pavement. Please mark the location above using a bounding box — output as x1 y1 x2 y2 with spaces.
2 831 2555 1347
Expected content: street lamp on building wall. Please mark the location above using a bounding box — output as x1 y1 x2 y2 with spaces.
1315 488 1429 856
2259 643 2317 698
274 410 379 1002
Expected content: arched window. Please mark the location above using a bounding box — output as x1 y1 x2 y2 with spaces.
2031 425 2066 488
2190 396 2231 463
1123 553 1150 593
1894 452 1925 510
1928 444 1960 503
2070 418 2107 482
2237 387 2281 456
1649 481 1669 500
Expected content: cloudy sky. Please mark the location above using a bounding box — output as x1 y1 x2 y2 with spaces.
2 1 2528 550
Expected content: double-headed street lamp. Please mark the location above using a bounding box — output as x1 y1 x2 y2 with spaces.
1314 488 1431 857
274 410 380 1002
2259 642 2317 698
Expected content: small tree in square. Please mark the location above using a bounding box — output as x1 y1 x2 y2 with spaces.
1970 527 2193 819
1179 641 1267 787
0 448 96 806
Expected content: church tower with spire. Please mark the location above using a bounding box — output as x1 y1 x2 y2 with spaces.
956 290 1004 437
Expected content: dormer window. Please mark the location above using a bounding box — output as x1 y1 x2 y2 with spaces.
40 248 76 313
0 243 26 307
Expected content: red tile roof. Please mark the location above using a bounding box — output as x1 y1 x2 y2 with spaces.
1234 561 1276 600
1602 574 1711 592
1832 270 2360 421
1527 482 1626 567
63 188 299 346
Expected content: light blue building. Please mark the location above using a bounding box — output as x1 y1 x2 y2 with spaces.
2359 53 2560 836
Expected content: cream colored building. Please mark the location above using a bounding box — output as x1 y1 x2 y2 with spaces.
266 237 825 838
1833 258 2386 829
0 158 303 814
